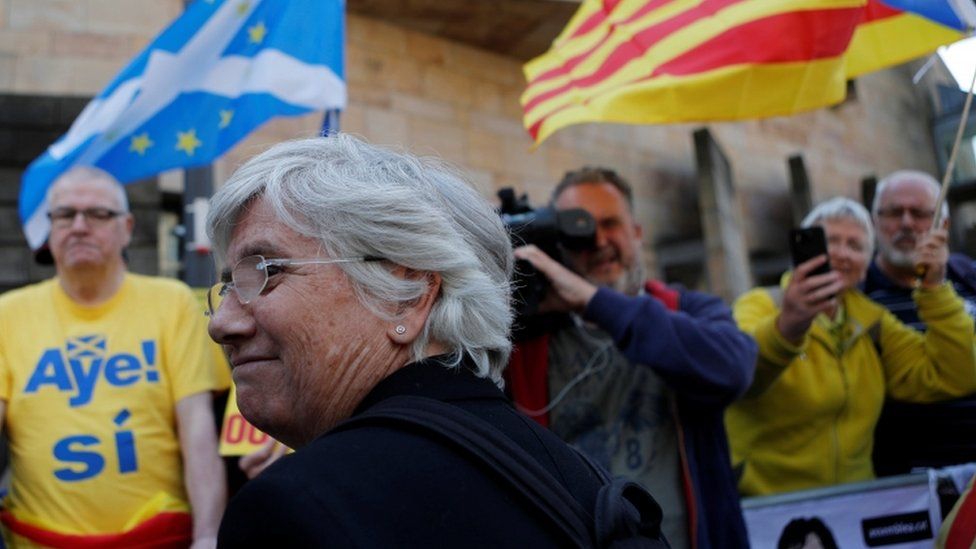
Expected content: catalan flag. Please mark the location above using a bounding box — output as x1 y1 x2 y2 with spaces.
521 0 969 144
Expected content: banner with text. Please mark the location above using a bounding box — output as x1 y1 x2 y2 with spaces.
743 465 976 548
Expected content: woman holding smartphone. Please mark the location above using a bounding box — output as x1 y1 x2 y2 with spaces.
726 197 976 497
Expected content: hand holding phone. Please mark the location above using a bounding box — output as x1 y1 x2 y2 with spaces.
789 227 831 275
776 226 841 344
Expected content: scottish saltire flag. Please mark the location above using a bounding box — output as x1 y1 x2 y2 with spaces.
20 0 346 250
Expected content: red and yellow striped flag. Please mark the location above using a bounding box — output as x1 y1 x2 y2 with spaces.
521 0 963 144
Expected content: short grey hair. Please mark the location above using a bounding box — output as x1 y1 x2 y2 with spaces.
47 166 130 212
801 196 874 257
207 134 513 385
872 170 949 220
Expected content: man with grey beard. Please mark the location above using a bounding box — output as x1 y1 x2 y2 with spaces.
863 169 976 476
508 167 756 549
865 170 976 327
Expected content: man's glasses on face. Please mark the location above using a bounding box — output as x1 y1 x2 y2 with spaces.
876 206 935 222
206 254 384 316
48 207 124 228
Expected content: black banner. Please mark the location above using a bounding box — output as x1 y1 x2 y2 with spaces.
861 511 932 546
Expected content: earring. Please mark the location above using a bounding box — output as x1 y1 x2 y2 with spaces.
395 325 407 335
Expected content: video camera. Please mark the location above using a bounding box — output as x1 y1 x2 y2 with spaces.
498 187 596 327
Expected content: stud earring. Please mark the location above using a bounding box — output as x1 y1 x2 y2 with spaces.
395 325 407 335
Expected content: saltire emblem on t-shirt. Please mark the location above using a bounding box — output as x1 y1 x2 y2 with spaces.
24 335 160 407
66 334 107 359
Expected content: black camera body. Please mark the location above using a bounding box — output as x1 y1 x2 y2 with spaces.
498 188 596 330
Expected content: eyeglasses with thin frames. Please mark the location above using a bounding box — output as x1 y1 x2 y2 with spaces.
875 206 935 222
48 207 125 227
206 254 384 316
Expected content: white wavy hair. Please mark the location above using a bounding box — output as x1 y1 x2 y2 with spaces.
207 134 513 385
801 196 875 258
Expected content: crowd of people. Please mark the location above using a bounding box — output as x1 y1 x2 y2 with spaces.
0 134 973 547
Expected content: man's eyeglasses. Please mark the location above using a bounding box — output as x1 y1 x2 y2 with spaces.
207 254 384 316
48 207 125 227
876 206 935 221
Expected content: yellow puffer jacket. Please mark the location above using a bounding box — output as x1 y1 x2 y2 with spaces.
726 282 976 497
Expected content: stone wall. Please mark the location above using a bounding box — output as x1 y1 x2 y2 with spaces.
0 0 945 291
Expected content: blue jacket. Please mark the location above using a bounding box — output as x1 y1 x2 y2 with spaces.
507 281 756 549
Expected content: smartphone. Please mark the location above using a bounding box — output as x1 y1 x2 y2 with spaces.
789 227 831 276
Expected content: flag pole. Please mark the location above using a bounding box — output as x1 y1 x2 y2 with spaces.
321 108 340 136
932 46 976 230
915 44 976 282
181 0 216 288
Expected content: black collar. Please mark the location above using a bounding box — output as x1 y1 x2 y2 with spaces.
353 354 507 416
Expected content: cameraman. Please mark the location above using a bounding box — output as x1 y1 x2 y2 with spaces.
507 167 756 549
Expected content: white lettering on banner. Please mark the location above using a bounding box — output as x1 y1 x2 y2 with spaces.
23 336 159 407
867 520 929 538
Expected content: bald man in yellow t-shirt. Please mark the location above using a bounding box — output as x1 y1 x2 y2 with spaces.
0 167 226 547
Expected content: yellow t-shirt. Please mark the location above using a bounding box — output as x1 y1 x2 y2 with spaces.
0 274 220 535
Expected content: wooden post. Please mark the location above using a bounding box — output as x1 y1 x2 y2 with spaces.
693 128 753 301
788 155 813 225
861 176 878 211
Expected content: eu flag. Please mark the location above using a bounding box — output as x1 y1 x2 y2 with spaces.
20 0 346 250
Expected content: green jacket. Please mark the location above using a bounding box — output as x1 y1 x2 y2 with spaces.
727 282 976 496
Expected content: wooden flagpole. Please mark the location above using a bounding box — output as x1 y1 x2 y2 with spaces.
932 64 976 230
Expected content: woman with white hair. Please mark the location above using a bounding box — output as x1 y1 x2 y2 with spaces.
206 134 666 547
726 197 976 497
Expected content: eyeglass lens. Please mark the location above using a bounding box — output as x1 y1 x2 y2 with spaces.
207 284 218 317
207 255 269 317
49 207 121 225
233 255 269 303
879 207 934 220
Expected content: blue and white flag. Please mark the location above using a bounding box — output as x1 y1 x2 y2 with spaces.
20 0 346 250
881 0 976 31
